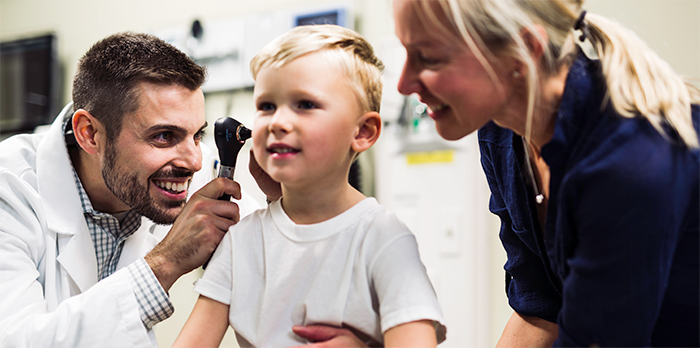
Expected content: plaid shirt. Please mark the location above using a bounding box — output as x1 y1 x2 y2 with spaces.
66 120 173 330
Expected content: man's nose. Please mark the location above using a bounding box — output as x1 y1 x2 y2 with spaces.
175 139 203 173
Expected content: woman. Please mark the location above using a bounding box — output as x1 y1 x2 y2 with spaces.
392 0 699 347
254 0 699 346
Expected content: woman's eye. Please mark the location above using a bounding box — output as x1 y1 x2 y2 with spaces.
418 53 442 66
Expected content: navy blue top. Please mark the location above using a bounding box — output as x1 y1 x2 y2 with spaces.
479 55 699 347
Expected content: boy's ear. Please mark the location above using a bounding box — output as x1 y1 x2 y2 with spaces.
352 111 382 153
72 109 103 155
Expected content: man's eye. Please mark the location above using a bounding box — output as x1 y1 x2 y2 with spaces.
154 132 173 141
154 132 173 142
194 130 205 141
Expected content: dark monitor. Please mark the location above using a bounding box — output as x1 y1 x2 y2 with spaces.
295 8 348 27
0 34 61 136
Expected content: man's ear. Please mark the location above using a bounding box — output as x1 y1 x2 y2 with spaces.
352 111 382 153
71 109 103 155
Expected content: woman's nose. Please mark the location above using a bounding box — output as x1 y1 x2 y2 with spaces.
397 60 421 96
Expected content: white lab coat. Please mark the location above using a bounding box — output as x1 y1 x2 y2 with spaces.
0 103 259 347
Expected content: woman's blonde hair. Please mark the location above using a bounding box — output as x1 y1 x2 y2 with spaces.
250 24 384 113
411 0 699 148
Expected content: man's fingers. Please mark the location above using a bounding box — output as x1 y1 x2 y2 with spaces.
194 177 242 201
210 207 240 231
207 200 240 223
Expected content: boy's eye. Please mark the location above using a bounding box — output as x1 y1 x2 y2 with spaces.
298 100 317 110
257 102 276 111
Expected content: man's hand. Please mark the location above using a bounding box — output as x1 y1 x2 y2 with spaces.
248 149 282 202
145 177 241 291
290 325 369 348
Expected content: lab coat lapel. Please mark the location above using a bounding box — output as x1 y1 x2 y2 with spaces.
37 103 98 293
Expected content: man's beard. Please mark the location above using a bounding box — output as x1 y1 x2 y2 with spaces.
102 142 191 224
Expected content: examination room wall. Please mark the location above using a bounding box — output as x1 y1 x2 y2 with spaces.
1 1 698 347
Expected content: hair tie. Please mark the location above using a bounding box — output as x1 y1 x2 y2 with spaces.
572 10 598 60
573 10 588 41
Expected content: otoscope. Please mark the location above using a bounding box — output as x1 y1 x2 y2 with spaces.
204 117 251 269
214 117 252 201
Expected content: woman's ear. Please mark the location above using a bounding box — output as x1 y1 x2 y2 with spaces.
352 111 382 153
71 109 102 155
520 24 548 62
509 25 548 79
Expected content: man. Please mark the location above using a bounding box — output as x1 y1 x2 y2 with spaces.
0 32 255 347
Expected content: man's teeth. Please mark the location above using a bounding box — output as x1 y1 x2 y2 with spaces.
155 180 188 193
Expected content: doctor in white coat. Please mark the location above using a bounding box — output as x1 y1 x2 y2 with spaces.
0 32 257 347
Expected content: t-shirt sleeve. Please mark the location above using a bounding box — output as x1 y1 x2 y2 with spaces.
370 232 447 344
193 229 234 305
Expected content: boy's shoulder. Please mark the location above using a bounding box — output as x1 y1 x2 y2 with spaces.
358 199 416 242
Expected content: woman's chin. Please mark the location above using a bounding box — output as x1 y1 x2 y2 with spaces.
435 123 471 141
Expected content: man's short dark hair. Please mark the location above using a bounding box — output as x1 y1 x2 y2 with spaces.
72 32 207 140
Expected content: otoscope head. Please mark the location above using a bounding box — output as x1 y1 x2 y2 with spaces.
214 117 251 167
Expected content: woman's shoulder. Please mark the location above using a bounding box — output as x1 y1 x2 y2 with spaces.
562 114 699 204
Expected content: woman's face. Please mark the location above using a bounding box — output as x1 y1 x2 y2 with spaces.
393 0 515 140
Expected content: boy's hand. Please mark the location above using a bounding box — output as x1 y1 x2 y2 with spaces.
290 325 368 348
248 149 282 202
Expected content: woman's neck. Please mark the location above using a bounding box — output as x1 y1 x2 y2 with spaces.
498 64 570 151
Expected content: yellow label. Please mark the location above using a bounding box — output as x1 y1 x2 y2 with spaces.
405 150 454 165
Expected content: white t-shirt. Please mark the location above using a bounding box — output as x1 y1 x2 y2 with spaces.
195 198 446 347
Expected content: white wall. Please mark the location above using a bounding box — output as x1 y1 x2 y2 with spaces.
1 0 698 347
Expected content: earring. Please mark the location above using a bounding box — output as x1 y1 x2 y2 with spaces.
512 70 521 78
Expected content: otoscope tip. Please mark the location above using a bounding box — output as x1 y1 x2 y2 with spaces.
237 126 252 142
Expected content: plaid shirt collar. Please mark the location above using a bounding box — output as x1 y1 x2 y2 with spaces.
66 119 142 279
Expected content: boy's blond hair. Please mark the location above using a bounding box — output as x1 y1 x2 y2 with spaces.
250 24 384 114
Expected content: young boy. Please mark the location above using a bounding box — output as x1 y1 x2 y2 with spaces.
173 24 446 347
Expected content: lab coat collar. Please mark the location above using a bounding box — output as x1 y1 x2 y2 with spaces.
37 102 98 291
37 102 83 236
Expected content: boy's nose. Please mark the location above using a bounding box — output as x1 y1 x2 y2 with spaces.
268 108 293 134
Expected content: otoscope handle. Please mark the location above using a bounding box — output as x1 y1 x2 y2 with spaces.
217 165 235 201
